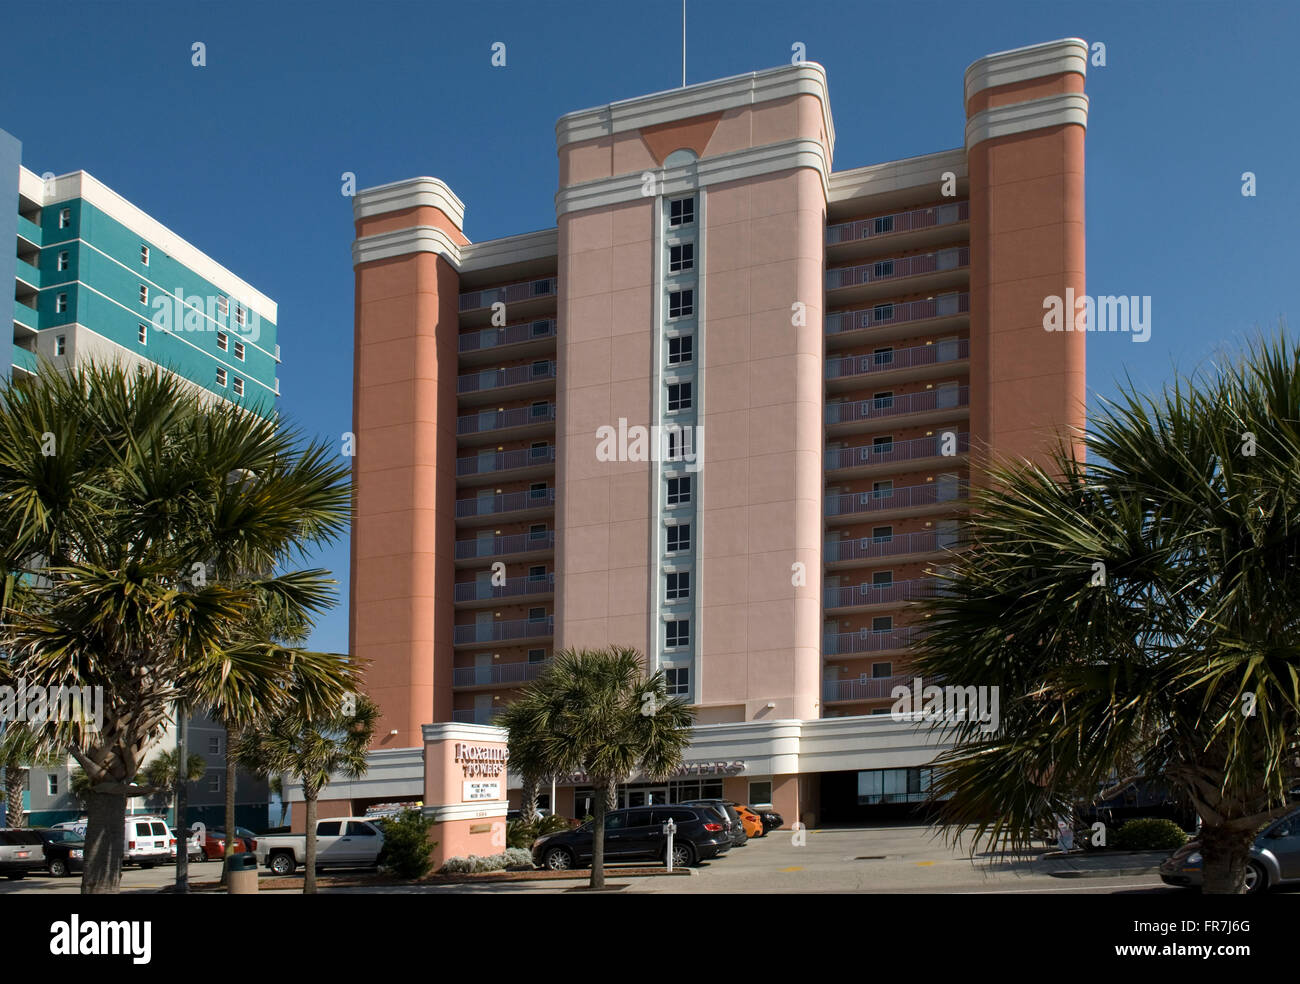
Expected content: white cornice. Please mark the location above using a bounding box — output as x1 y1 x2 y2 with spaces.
964 38 1088 107
26 169 277 324
352 176 466 229
460 227 558 272
555 137 829 218
351 224 464 268
422 722 509 744
829 148 967 204
965 93 1089 150
557 62 835 161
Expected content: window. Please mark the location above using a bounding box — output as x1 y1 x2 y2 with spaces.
872 480 893 500
749 780 772 806
529 481 548 501
666 524 691 552
666 667 690 695
873 214 895 235
217 295 229 318
531 319 551 338
530 401 550 419
872 525 892 542
55 335 67 357
208 774 221 793
55 292 67 313
346 822 377 837
316 821 342 837
217 331 229 352
233 377 244 396
235 304 246 327
528 565 546 581
872 662 893 678
208 735 221 754
528 523 547 541
47 774 58 796
872 616 893 633
872 570 893 586
530 441 549 460
139 285 148 305
138 323 147 345
234 340 245 361
668 197 695 227
216 367 227 387
666 619 690 648
527 648 547 663
667 382 692 412
57 251 69 271
669 242 694 273
528 607 546 622
666 476 691 505
666 571 690 601
140 244 150 265
531 359 550 378
873 391 894 411
873 435 894 454
872 347 894 366
872 302 895 322
873 259 894 279
667 335 693 366
668 289 694 319
59 207 71 228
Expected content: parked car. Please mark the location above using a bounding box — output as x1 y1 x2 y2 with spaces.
255 818 385 875
683 799 748 847
52 815 173 868
0 829 47 879
194 829 254 861
756 809 784 832
1160 807 1300 894
36 828 86 877
731 804 766 838
532 805 730 870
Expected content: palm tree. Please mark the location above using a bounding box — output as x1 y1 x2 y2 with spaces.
233 691 377 894
0 724 45 827
915 332 1300 894
0 362 358 893
498 647 694 889
141 748 205 815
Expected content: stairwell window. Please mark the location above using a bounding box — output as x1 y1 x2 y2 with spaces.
666 619 690 648
234 340 245 361
666 571 690 601
666 524 691 552
668 289 694 319
57 251 69 272
666 667 690 695
667 382 692 412
666 476 691 505
217 331 228 351
55 293 68 313
668 197 695 228
138 323 147 345
140 245 150 265
667 335 693 366
59 208 71 228
55 335 67 356
669 242 694 273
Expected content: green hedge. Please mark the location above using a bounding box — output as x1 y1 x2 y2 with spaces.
1113 817 1188 851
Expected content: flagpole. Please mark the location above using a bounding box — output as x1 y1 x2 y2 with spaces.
681 0 686 87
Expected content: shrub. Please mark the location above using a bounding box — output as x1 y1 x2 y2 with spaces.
1113 817 1188 852
503 847 534 868
376 809 436 879
506 818 538 850
440 849 536 874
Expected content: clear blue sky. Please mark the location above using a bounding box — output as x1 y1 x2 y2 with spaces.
3 0 1296 654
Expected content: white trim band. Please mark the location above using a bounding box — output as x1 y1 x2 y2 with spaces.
352 176 467 229
965 93 1089 151
829 148 968 205
351 224 464 268
964 37 1088 107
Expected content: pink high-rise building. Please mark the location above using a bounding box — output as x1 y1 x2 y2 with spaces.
325 38 1088 832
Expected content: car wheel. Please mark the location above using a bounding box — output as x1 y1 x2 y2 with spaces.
1244 860 1268 895
543 847 575 871
268 852 296 876
48 859 69 878
668 842 696 868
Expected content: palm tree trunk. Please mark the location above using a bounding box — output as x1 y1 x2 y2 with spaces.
174 713 189 893
1200 823 1258 894
82 788 127 894
224 727 237 866
4 767 27 827
590 779 609 890
521 775 538 822
303 781 318 895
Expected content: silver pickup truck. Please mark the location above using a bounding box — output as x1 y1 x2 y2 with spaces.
255 817 385 875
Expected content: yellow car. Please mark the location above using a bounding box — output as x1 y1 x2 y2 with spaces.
731 804 766 839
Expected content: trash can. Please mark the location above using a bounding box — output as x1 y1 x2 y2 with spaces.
225 852 259 894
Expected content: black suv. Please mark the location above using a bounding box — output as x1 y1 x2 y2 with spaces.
682 799 748 847
532 806 730 870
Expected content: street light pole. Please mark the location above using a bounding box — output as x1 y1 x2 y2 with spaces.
174 705 189 893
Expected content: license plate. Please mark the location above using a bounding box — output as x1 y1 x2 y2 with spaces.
16 851 30 858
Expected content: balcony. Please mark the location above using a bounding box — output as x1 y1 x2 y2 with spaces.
454 573 555 606
455 487 556 525
457 444 556 485
14 258 40 290
457 360 556 405
825 247 969 305
826 433 970 478
453 659 552 688
13 300 38 336
826 387 969 435
459 318 557 366
824 530 961 568
457 403 556 445
455 530 555 564
11 345 37 377
826 481 968 523
823 626 918 657
826 338 969 391
454 616 554 647
16 215 42 247
826 293 969 349
822 674 915 704
826 201 969 255
459 277 557 327
452 708 504 725
824 577 941 612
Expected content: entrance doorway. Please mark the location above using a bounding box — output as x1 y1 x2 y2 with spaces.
625 788 669 808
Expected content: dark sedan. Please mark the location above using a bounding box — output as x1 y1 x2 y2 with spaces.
532 805 730 870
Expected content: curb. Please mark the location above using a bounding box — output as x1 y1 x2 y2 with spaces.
1047 864 1162 879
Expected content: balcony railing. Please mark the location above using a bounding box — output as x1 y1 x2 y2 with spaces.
460 319 557 354
457 445 556 478
458 360 556 395
455 530 555 560
453 660 552 688
826 247 968 292
824 577 941 610
822 674 915 703
460 277 557 313
826 339 969 381
826 433 970 472
826 201 969 247
826 481 968 519
824 530 960 563
826 387 970 426
454 574 555 603
454 616 554 645
455 487 556 519
452 708 504 725
457 403 556 436
823 626 918 656
826 293 969 337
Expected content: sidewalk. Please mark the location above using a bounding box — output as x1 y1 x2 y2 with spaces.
1036 850 1170 879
